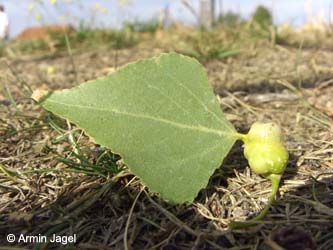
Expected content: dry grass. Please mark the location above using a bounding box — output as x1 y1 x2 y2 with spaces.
1 25 333 250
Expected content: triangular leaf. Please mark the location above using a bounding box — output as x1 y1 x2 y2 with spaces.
38 53 236 203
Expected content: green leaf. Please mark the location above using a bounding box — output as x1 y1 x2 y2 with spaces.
37 53 236 203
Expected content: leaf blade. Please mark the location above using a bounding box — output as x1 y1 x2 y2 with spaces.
40 53 236 203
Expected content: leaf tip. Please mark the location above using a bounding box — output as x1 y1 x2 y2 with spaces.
31 88 50 103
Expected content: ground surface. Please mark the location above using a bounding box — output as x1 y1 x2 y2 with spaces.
1 31 333 250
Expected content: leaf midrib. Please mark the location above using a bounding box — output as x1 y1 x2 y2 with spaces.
46 99 234 137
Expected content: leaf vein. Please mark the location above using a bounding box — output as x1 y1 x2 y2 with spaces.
161 68 229 129
47 100 233 137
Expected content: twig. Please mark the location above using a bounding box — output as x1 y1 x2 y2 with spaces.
124 187 144 250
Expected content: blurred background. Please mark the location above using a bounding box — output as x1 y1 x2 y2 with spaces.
2 0 333 37
0 0 332 58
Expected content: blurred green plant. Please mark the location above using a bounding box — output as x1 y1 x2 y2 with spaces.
64 28 138 50
175 30 240 61
251 5 273 30
15 39 49 54
245 5 274 41
124 19 160 33
216 11 242 26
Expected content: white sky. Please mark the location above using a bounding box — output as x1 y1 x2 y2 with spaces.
2 0 333 37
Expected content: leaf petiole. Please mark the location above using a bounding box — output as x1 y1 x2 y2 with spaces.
229 174 281 229
231 132 247 141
